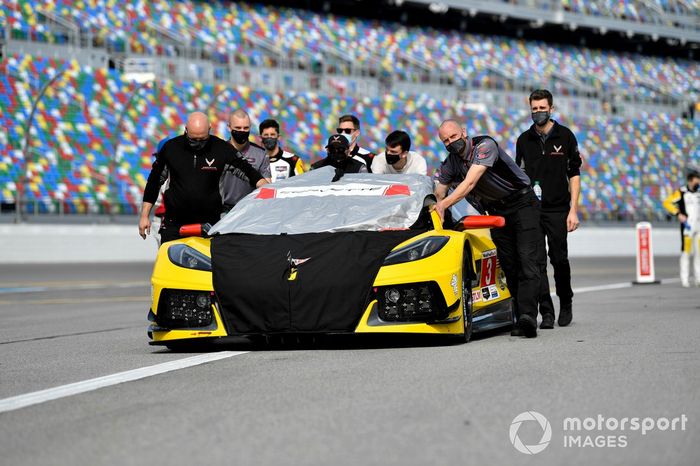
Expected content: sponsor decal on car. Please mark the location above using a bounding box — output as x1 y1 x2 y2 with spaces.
488 284 500 299
482 286 491 300
480 249 498 287
256 183 411 199
472 290 482 303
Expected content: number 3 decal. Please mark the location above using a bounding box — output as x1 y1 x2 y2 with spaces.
481 256 496 287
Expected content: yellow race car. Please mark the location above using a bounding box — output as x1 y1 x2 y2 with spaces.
147 168 513 348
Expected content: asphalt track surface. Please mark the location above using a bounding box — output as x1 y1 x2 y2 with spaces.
0 257 698 466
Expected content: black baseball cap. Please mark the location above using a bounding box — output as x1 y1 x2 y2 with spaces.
326 134 349 150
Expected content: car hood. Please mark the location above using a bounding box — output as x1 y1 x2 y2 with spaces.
209 167 435 235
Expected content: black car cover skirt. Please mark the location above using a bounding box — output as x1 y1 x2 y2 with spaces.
211 231 422 334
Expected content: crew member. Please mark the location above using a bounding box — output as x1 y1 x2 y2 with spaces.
516 89 583 327
337 114 375 172
220 109 271 212
372 130 428 175
311 134 368 179
663 169 700 287
139 112 267 243
434 119 544 338
259 118 305 182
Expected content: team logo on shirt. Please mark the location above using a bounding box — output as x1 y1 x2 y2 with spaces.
201 157 218 171
551 145 564 156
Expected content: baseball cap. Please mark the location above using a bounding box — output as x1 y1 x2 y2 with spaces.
325 134 349 151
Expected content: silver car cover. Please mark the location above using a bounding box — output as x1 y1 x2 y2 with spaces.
209 166 435 235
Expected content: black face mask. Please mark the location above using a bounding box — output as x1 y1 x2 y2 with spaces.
446 138 467 157
231 130 250 145
386 152 401 165
186 132 208 151
261 137 278 151
531 111 550 126
328 149 347 163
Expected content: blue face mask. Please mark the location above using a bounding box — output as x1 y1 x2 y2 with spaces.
342 133 353 145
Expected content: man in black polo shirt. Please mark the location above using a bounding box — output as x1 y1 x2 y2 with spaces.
516 89 583 327
434 119 544 338
138 112 268 243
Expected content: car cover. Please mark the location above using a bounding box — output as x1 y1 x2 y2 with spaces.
208 167 435 235
210 168 433 333
212 230 422 333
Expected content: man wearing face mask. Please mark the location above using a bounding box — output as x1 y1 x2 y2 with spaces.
311 134 368 177
259 118 305 182
516 89 583 327
372 130 428 176
220 109 272 212
139 112 268 243
337 114 375 172
663 169 700 288
434 119 544 338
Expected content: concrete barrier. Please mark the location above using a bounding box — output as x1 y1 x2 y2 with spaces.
0 223 681 264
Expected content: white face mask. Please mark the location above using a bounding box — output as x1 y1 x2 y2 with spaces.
342 133 353 145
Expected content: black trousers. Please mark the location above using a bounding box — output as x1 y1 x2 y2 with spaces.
489 191 545 323
540 210 574 307
158 218 182 244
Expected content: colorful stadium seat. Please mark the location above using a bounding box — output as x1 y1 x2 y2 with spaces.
1 53 697 220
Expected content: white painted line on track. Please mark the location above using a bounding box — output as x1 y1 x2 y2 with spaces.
0 277 682 414
0 351 248 414
570 277 680 295
0 282 145 294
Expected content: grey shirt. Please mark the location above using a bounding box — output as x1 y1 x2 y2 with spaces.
220 142 271 208
437 136 530 204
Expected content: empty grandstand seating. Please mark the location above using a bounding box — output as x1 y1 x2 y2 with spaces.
1 54 697 220
2 0 698 101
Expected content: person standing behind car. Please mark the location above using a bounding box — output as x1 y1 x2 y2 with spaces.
372 130 428 176
434 119 544 338
139 112 268 243
259 118 305 182
663 169 700 287
337 114 375 172
516 89 583 328
311 134 367 180
220 109 271 212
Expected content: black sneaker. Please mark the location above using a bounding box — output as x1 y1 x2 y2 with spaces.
540 314 554 329
518 315 537 338
511 327 524 337
558 303 573 327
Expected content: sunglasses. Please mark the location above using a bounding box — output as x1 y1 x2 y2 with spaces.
336 128 355 135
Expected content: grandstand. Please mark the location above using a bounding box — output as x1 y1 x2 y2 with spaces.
1 0 698 222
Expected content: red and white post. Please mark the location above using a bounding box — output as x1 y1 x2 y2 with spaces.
634 222 660 284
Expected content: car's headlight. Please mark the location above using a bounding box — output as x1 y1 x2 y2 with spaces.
383 236 449 266
167 244 212 271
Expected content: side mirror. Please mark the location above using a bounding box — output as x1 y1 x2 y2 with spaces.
457 215 505 231
179 223 212 237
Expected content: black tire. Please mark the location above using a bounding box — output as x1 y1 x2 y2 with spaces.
460 248 474 343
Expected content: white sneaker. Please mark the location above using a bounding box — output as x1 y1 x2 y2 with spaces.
682 281 691 288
